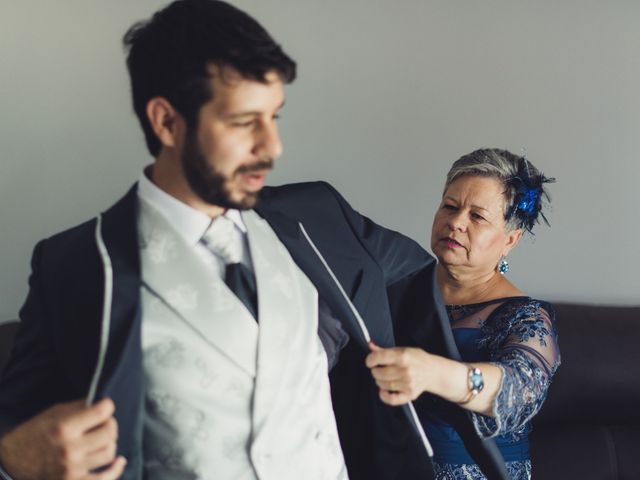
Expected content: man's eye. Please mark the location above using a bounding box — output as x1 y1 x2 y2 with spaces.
233 121 255 127
472 213 485 221
443 204 456 210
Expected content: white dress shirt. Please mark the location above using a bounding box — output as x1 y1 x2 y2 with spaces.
137 169 254 275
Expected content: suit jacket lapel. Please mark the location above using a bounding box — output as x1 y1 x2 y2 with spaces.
98 186 144 386
65 184 145 469
387 263 460 360
254 205 384 350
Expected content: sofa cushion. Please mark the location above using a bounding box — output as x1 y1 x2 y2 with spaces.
530 303 640 479
534 303 640 425
531 425 640 480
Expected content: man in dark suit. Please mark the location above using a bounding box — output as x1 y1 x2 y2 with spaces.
0 1 506 479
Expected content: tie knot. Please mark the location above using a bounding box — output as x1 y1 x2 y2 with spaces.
201 215 241 264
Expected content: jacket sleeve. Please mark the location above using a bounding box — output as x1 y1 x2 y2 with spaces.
320 182 435 285
0 241 63 435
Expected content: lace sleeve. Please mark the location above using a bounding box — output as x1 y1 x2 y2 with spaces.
472 300 561 439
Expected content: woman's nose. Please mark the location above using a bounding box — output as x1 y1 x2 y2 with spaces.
447 211 467 232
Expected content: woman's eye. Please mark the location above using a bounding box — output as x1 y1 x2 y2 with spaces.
443 204 456 210
472 213 485 221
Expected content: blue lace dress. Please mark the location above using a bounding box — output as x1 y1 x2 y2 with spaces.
424 297 560 480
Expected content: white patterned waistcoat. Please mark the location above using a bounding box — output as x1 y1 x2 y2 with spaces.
137 199 347 480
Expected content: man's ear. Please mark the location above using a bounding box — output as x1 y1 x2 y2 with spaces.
502 228 523 257
146 97 184 149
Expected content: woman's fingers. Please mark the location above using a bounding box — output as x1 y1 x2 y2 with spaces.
378 381 402 393
366 346 413 368
378 389 411 406
370 365 402 381
366 346 430 401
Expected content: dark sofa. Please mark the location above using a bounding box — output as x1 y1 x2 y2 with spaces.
530 303 640 480
1 303 639 479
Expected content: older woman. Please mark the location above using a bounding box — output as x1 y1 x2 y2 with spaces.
367 148 560 479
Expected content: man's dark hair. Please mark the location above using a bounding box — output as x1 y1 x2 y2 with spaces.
123 0 296 156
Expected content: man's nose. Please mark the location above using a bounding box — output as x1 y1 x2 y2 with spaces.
253 121 283 160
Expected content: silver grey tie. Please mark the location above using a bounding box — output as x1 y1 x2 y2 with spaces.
201 216 258 321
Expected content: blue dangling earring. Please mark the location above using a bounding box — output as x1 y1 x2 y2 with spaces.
498 257 509 275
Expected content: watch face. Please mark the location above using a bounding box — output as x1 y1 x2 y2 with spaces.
469 368 484 392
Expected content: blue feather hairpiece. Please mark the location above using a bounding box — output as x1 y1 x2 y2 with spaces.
505 157 555 234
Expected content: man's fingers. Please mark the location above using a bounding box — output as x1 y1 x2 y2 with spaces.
83 417 118 456
84 443 119 473
63 398 115 435
89 456 127 480
0 400 119 480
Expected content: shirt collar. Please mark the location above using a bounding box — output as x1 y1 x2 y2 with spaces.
137 168 247 246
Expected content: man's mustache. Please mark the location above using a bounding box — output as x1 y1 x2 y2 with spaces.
236 159 274 174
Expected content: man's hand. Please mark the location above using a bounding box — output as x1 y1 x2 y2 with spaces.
366 342 434 406
0 398 125 480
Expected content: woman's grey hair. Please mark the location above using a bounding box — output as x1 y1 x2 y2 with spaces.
445 148 551 232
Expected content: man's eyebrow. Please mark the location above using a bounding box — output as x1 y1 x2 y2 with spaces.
225 101 286 119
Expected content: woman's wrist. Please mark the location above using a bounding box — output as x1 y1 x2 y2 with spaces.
456 365 485 404
425 354 470 401
439 360 501 416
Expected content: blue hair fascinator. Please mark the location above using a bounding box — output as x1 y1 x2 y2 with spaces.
505 156 555 234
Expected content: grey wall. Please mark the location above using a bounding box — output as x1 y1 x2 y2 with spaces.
1 1 638 322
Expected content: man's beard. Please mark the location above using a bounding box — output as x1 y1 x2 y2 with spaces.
181 129 273 210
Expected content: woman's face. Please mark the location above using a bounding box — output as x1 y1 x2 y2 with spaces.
430 175 521 275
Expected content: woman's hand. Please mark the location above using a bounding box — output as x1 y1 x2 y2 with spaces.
366 342 502 415
365 342 437 406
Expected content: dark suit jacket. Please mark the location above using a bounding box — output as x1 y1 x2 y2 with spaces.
0 181 507 479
